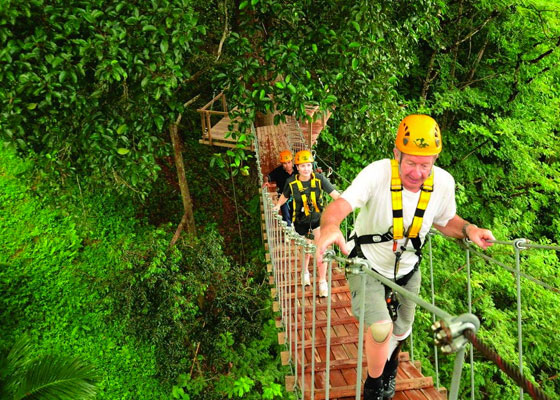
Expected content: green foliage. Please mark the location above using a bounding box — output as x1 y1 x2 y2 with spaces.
172 321 288 400
0 336 99 400
0 144 286 399
103 227 270 383
0 0 217 196
2 0 560 398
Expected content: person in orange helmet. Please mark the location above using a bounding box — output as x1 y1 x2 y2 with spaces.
315 115 495 400
273 149 340 297
264 150 296 226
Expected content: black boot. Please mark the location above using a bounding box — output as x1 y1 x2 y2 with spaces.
382 343 402 399
363 374 383 400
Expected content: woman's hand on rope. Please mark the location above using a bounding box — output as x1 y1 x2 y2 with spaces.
316 224 348 264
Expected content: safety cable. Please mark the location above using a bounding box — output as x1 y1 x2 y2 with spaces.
463 329 553 400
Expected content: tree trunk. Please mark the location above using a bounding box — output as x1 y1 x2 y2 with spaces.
169 122 196 239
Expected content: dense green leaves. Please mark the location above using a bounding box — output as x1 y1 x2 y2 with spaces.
0 0 212 196
0 142 286 399
1 0 559 398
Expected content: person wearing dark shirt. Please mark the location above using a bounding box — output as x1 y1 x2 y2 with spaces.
273 150 340 297
264 150 296 225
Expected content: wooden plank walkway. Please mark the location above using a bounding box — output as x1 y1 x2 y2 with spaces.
255 115 445 399
265 226 446 400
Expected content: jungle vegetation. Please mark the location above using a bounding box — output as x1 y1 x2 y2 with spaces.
1 0 559 399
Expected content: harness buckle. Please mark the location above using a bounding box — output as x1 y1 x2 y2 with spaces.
390 184 403 192
420 183 434 192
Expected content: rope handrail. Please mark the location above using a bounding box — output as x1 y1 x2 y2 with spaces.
464 329 553 400
427 231 560 293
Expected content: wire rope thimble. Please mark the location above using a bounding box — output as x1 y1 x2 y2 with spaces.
513 238 529 251
322 248 336 261
461 235 472 247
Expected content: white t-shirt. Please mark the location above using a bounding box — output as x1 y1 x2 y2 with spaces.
342 159 456 278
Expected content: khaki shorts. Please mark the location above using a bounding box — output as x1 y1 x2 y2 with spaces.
347 269 421 337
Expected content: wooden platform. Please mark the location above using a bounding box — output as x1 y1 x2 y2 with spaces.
198 115 253 149
262 231 446 400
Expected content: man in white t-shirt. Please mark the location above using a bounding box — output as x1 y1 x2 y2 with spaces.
315 114 495 400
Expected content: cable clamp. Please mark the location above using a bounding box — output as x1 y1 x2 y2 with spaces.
432 313 480 354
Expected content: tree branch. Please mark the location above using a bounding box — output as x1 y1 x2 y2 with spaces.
421 50 438 101
455 12 497 46
528 36 560 63
459 36 489 89
216 1 229 61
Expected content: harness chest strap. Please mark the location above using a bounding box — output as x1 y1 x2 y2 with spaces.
390 158 434 240
350 160 434 251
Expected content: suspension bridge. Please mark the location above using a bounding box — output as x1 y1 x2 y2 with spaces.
198 95 559 400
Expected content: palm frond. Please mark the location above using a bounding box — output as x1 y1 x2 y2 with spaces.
12 355 99 400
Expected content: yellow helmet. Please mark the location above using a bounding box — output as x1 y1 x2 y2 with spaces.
395 114 442 156
279 150 293 163
294 150 314 165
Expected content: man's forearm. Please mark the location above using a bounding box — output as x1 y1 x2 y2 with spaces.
320 198 352 228
434 215 470 238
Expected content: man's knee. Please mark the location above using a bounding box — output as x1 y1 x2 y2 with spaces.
369 321 393 343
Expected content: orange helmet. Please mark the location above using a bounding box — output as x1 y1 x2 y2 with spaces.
294 150 314 165
395 114 442 156
279 150 293 163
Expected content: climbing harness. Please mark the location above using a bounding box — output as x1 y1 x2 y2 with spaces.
289 172 324 239
349 159 435 320
289 173 323 223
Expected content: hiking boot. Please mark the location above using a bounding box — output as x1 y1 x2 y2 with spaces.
363 386 384 400
318 280 328 297
382 343 401 399
382 368 397 399
303 271 311 286
363 375 383 400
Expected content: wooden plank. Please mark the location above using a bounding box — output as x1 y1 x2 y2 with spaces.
285 376 295 392
414 360 422 373
420 385 447 400
278 331 285 345
281 351 291 366
400 360 424 379
304 375 434 399
291 315 358 330
402 389 430 400
301 333 360 349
